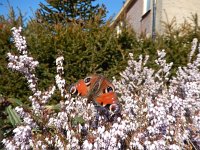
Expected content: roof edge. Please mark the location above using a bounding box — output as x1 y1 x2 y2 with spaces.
111 0 134 26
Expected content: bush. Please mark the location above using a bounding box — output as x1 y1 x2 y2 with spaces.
2 27 200 150
24 19 135 85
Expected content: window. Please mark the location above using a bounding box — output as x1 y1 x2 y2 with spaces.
116 21 124 36
143 0 151 15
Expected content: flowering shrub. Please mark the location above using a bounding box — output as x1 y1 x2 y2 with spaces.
2 27 200 149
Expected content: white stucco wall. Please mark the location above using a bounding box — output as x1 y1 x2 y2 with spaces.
158 0 200 33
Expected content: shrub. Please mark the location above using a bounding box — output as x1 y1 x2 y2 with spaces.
25 19 134 85
2 27 200 150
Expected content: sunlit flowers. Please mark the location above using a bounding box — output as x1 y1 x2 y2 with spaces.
2 27 200 150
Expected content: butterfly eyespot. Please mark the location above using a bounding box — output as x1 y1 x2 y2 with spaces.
105 86 114 93
69 86 78 95
84 77 91 86
109 104 121 113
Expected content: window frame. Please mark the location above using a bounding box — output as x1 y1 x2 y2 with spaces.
143 0 151 15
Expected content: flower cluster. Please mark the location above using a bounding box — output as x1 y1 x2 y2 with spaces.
55 56 67 98
112 38 200 149
2 125 32 150
7 27 39 92
2 27 200 149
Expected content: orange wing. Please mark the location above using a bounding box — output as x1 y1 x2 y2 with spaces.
70 74 118 105
95 92 118 106
75 79 88 96
69 74 100 97
94 76 118 106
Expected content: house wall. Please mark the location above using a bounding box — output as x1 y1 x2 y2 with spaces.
155 0 162 34
126 0 152 36
114 0 200 36
159 0 200 33
126 0 143 35
141 11 152 37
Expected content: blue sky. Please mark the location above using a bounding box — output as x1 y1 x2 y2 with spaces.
0 0 124 20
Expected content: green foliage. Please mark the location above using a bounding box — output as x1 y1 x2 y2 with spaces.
0 2 135 101
1 11 200 101
0 97 20 148
1 3 200 147
1 2 200 103
72 116 85 126
124 14 200 76
6 105 22 127
154 14 200 74
0 8 28 148
25 19 134 87
36 0 107 24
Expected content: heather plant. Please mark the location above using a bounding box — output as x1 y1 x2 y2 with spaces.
154 14 200 72
2 27 200 149
0 9 30 144
0 7 32 100
2 9 200 103
130 14 200 76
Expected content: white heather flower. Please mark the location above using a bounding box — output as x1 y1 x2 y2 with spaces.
2 139 17 150
97 126 105 134
8 125 32 149
7 27 39 93
55 56 66 97
149 143 156 150
4 27 200 149
83 140 93 150
168 144 181 150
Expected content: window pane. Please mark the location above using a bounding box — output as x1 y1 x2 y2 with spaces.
143 0 151 14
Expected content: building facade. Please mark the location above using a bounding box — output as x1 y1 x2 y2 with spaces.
112 0 200 37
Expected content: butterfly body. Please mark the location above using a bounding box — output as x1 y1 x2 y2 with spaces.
69 74 120 113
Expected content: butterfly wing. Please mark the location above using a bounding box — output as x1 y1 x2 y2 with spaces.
94 77 118 106
69 75 100 97
69 74 120 113
73 79 88 96
95 92 118 106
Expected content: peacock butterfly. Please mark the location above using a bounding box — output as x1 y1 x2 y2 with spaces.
69 74 120 113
